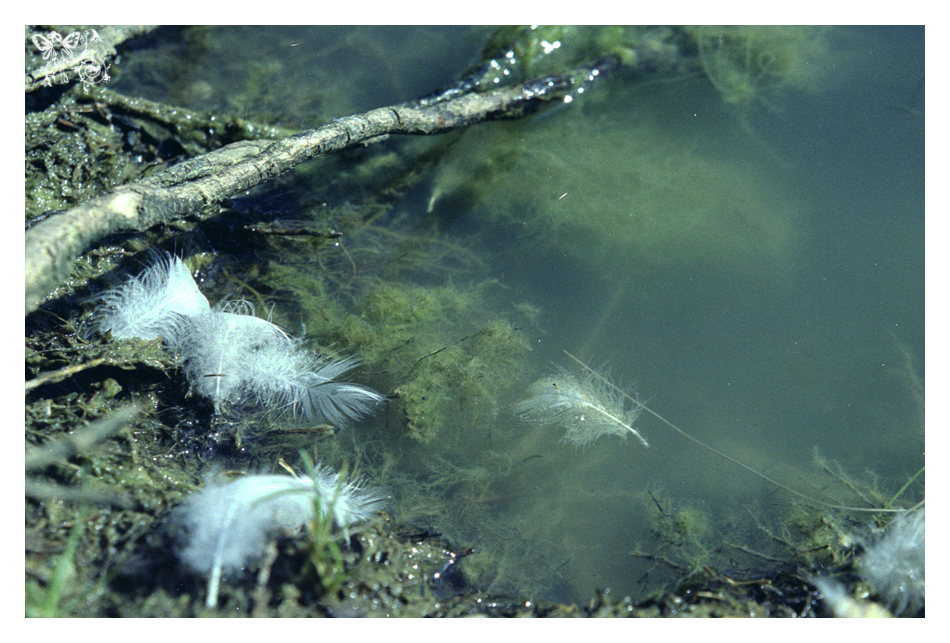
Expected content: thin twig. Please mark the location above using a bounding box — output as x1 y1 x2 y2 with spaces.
25 357 109 393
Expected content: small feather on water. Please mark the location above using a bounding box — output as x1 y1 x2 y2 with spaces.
512 364 648 448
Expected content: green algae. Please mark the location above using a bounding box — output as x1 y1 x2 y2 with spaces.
426 111 800 272
419 26 836 275
345 282 531 442
226 254 534 445
683 26 830 111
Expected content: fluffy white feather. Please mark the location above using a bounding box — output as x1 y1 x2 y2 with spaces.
813 509 925 617
859 509 925 615
94 252 210 342
178 300 384 425
307 464 390 532
177 301 291 414
174 469 388 607
248 349 385 426
175 474 313 578
94 255 383 427
512 364 648 448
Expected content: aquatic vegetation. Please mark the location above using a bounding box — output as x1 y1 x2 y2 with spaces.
423 29 826 271
427 110 800 269
684 26 829 111
333 281 532 442
24 25 921 615
629 491 716 582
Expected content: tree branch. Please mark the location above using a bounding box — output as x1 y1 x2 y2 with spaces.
26 59 615 314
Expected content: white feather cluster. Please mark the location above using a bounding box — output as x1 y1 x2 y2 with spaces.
94 253 383 426
175 470 387 576
177 301 383 424
174 469 387 606
94 253 210 341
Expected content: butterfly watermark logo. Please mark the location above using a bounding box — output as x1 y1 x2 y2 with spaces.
30 29 111 92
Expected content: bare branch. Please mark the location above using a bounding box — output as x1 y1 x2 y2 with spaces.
26 60 613 314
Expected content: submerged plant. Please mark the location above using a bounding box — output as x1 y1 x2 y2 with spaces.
428 108 800 270
684 26 829 111
335 280 531 442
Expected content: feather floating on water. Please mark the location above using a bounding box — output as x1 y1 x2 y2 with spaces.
94 252 209 342
560 351 916 514
178 300 384 425
512 364 648 448
94 255 384 427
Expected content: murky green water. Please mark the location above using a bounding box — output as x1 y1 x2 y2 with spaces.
107 26 923 605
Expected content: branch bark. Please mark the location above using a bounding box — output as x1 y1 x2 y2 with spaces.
25 60 615 315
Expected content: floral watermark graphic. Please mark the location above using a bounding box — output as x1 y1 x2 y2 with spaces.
30 29 111 92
